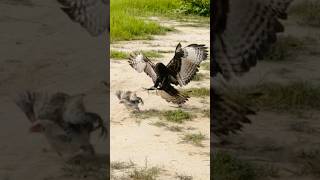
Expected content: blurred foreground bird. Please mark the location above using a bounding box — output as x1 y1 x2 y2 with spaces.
15 91 107 159
116 90 144 112
128 43 208 105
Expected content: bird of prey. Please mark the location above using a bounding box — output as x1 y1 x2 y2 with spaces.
128 43 208 105
212 0 293 137
116 90 144 112
56 0 109 36
15 91 107 158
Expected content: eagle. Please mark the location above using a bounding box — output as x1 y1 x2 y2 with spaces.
56 0 294 137
212 0 293 137
128 43 208 105
15 91 107 158
56 0 109 36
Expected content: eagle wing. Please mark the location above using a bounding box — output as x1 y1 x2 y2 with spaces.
56 0 108 36
157 84 189 105
212 0 293 137
167 43 208 86
212 89 254 136
128 53 158 84
213 0 293 79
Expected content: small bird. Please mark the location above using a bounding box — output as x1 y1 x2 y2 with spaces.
15 91 107 159
128 43 208 105
116 90 144 112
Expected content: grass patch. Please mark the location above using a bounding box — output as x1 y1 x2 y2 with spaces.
266 35 304 61
61 161 108 180
110 50 163 59
133 109 192 123
167 125 184 132
151 121 167 127
182 87 210 97
212 151 256 180
222 81 320 113
163 109 192 123
132 109 161 119
176 0 210 17
110 50 128 59
200 62 210 70
176 174 193 180
129 166 161 180
111 0 178 42
111 161 135 170
182 132 206 146
290 1 320 27
297 149 320 176
111 0 209 42
191 73 207 81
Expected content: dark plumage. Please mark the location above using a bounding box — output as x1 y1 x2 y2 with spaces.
128 43 208 105
56 0 109 36
212 0 293 136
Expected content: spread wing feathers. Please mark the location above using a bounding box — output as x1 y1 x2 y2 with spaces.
157 85 189 104
214 0 293 79
56 0 108 36
128 53 158 83
167 43 208 86
212 90 254 136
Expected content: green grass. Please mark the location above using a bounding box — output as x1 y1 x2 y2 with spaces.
133 109 192 123
111 0 179 42
182 87 210 97
191 73 207 81
129 166 161 180
290 1 320 27
200 62 210 71
166 125 184 132
110 50 128 59
132 109 161 119
212 152 256 180
163 109 192 123
111 161 135 170
111 0 209 42
182 132 206 146
222 81 320 113
110 50 163 59
266 35 304 61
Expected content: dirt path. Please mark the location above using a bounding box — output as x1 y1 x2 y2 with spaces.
110 18 210 179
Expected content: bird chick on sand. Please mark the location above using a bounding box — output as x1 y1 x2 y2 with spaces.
115 90 144 112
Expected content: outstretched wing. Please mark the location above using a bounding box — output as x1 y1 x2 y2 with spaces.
167 43 208 86
157 84 189 104
128 53 158 83
213 0 293 79
212 90 254 136
56 0 108 36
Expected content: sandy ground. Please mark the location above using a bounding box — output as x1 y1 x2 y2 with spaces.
215 2 320 180
110 19 210 179
0 1 108 179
